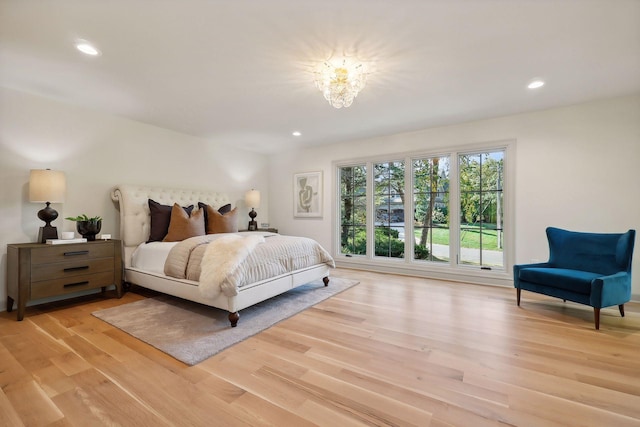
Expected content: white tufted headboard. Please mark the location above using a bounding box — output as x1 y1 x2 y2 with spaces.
111 184 230 267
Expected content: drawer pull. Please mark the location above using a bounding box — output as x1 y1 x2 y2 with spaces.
64 250 90 257
64 281 90 288
64 266 90 272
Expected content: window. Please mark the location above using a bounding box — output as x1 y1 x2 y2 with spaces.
413 156 450 262
339 165 367 255
374 161 405 259
458 150 504 268
335 142 510 278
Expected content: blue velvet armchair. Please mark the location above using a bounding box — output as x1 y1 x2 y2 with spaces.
514 227 635 329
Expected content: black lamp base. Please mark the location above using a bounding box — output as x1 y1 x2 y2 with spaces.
37 202 59 243
38 225 58 243
248 208 258 231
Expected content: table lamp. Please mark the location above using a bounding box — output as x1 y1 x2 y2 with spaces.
29 169 66 243
245 189 260 231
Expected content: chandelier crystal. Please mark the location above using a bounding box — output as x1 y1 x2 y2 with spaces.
313 58 367 109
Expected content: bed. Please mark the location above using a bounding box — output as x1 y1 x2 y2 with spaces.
110 184 334 327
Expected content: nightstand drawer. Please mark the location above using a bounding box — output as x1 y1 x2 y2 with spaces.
30 271 115 299
31 258 114 282
31 243 114 264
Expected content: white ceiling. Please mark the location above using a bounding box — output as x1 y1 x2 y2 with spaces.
1 0 639 154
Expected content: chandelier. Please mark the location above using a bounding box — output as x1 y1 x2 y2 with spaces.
313 58 367 109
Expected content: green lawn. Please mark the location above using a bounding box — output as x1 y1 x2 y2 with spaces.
415 225 502 250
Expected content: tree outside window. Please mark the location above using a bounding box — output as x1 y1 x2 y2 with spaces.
459 150 504 267
413 157 450 262
340 165 367 255
374 161 405 258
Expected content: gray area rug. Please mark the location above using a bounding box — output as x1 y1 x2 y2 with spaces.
92 277 359 365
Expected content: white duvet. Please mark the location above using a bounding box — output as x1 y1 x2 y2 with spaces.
164 233 335 299
199 234 265 298
131 241 178 275
132 233 335 300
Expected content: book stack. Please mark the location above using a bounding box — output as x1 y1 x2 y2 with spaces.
46 238 88 245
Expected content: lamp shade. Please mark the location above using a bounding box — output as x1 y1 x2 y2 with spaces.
29 169 66 203
245 189 260 208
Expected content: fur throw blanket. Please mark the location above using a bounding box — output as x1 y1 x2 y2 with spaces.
199 234 265 298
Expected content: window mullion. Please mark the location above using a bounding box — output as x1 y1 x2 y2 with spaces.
479 154 483 266
366 161 375 259
449 153 461 266
404 156 413 263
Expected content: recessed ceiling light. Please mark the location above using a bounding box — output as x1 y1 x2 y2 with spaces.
527 80 545 89
292 131 301 136
76 40 100 56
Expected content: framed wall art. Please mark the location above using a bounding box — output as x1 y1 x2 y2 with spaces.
293 171 322 218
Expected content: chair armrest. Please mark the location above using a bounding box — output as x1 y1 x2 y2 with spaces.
513 262 551 287
590 271 631 308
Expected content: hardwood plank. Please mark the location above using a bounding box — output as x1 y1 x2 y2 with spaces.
86 354 255 426
3 380 63 426
231 391 319 426
27 314 74 340
293 368 433 426
30 364 77 398
0 327 64 373
52 368 166 426
0 388 24 427
0 342 31 387
194 374 247 404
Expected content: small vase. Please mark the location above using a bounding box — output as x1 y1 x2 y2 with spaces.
76 220 102 241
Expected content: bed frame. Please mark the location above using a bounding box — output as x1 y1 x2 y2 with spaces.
111 184 330 326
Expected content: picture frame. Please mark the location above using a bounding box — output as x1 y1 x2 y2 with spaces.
293 171 322 218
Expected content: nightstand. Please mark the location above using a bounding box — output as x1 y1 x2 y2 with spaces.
6 239 123 321
240 228 278 233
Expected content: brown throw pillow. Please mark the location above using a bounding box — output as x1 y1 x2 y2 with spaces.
198 202 232 230
163 204 205 242
148 199 194 242
205 205 238 234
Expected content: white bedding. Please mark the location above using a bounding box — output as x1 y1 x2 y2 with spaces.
164 232 335 297
130 231 280 276
131 241 178 275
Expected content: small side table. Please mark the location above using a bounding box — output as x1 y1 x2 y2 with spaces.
6 239 123 321
240 228 278 233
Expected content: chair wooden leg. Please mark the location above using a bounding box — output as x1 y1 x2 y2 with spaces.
593 307 600 330
619 304 625 317
516 288 521 306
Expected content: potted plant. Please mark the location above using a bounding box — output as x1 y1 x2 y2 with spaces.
65 214 102 241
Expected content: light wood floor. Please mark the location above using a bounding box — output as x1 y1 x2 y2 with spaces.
2 268 640 426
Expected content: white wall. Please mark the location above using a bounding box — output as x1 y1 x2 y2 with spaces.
0 87 268 311
269 94 640 298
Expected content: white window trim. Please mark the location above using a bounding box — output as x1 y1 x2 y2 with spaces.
332 140 516 287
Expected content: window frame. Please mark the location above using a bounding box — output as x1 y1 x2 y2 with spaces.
411 155 451 264
456 148 506 270
372 159 406 260
332 140 515 285
338 164 368 257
